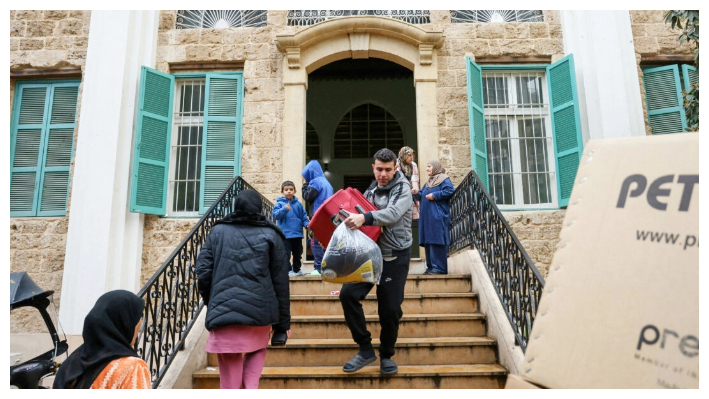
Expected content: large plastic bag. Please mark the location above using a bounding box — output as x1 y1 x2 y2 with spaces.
321 222 383 285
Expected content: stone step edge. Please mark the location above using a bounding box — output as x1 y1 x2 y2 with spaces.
290 292 478 300
264 337 496 349
194 364 508 379
289 274 471 281
291 313 486 322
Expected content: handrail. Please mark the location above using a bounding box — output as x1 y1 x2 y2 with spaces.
448 170 545 352
134 176 274 387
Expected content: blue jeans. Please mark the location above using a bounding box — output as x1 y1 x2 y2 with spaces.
311 237 325 272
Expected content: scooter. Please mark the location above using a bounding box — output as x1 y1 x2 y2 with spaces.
10 272 68 389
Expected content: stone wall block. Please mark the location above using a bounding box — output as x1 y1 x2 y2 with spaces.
43 10 69 20
454 70 468 87
476 23 506 39
41 249 66 273
449 145 472 168
245 79 283 102
436 70 457 87
28 50 69 68
436 87 467 109
11 21 26 37
55 19 83 36
47 219 69 234
533 39 564 55
439 127 470 145
185 45 222 61
630 10 665 24
157 32 171 46
45 37 73 50
26 21 56 37
544 10 561 24
539 225 562 240
69 10 90 19
159 12 175 31
252 124 282 147
173 29 201 45
631 24 646 37
200 29 224 44
12 220 49 234
222 44 247 61
657 37 694 54
242 101 277 124
16 10 43 20
549 25 563 39
529 24 549 38
249 27 271 44
40 234 66 250
222 30 250 45
444 108 468 127
504 23 530 39
12 249 44 272
445 23 477 39
267 10 287 26
646 23 680 38
633 37 659 54
244 59 271 79
246 43 270 59
498 39 535 56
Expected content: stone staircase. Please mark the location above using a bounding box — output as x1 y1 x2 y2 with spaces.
192 273 508 388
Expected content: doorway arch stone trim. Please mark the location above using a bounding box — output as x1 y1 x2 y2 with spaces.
276 16 445 193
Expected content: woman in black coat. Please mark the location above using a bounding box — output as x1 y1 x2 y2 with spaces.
195 190 290 389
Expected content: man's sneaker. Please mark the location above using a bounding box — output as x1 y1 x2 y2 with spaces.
309 269 321 276
296 270 308 276
288 271 297 277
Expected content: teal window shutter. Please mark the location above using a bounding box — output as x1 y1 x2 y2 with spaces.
11 81 79 217
129 67 175 215
682 64 698 91
466 57 488 190
547 54 584 208
38 83 79 216
199 73 243 214
10 84 51 216
642 65 687 134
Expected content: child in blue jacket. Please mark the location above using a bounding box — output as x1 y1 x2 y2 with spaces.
272 181 310 277
301 160 334 275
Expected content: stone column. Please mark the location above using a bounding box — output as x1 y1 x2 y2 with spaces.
60 11 159 334
414 61 439 184
282 67 308 190
561 10 646 141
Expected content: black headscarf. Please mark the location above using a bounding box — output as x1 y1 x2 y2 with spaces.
53 290 144 389
215 190 285 239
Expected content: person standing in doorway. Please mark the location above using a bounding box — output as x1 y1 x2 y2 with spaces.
340 148 413 375
396 146 420 220
195 190 291 389
301 160 334 275
414 160 455 275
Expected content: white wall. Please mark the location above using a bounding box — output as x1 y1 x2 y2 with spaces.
561 10 646 141
59 11 159 334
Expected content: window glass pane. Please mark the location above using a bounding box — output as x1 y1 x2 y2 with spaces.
516 75 544 106
171 79 205 214
351 122 368 140
351 104 368 121
483 77 508 106
369 106 385 121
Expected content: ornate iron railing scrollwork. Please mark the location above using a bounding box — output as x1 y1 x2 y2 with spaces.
134 177 274 387
448 170 545 352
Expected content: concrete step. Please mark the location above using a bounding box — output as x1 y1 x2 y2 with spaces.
289 313 486 339
208 337 498 367
290 292 478 315
193 364 508 389
288 274 472 295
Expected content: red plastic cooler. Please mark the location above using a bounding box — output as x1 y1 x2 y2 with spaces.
309 188 381 246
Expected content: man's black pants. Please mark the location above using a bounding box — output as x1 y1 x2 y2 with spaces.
339 248 411 359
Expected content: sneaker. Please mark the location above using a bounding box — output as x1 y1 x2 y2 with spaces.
309 269 321 276
288 271 297 277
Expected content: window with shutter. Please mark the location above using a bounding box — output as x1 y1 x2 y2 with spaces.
10 80 80 217
642 65 687 135
466 55 583 210
130 70 244 217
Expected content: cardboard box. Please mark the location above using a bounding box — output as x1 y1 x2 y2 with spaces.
504 374 545 389
522 134 699 389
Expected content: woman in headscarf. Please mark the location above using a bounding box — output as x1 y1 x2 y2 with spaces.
53 290 150 389
195 189 291 389
396 146 420 220
413 160 455 275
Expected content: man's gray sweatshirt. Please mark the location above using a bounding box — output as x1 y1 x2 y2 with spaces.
362 170 413 257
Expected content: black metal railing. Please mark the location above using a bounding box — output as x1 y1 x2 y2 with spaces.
134 177 274 388
448 171 545 352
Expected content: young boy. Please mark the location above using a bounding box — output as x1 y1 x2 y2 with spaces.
272 181 310 277
301 160 334 275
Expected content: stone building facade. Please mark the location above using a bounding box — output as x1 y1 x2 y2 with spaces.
10 10 693 336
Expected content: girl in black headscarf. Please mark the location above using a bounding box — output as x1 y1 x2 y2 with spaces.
53 290 149 389
195 189 291 389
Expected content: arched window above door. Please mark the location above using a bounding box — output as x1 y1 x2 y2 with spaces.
306 122 320 162
334 103 405 159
